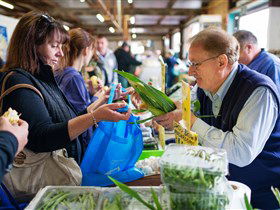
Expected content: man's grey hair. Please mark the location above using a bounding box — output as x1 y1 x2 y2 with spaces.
190 27 240 65
233 30 258 48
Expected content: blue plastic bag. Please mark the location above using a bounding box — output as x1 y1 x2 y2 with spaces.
81 85 144 186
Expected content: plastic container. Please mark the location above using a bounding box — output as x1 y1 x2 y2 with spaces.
25 186 103 210
99 186 169 210
160 144 228 191
138 150 164 160
169 191 229 210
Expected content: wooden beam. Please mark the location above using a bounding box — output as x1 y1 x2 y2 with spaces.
128 24 178 29
124 8 200 16
69 8 201 16
87 0 122 32
157 0 178 25
123 15 129 41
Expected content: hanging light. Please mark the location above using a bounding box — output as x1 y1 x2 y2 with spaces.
128 0 133 3
109 27 115 33
130 16 135 24
0 0 14 9
132 34 137 39
80 0 85 2
96 14 105 23
131 28 136 33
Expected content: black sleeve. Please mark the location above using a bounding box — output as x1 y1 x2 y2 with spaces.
0 131 18 182
126 53 142 66
3 73 71 152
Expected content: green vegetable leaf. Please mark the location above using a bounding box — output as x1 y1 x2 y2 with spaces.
132 109 148 114
244 193 253 210
108 176 156 210
191 100 200 113
271 186 280 206
151 188 162 210
129 116 155 124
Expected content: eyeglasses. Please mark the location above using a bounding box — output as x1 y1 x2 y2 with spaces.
187 55 220 69
39 14 55 23
36 14 55 31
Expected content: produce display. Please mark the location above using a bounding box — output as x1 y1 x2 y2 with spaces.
37 191 98 210
115 70 176 123
160 144 228 189
100 188 168 210
170 191 229 210
136 156 161 176
160 144 230 210
27 186 168 210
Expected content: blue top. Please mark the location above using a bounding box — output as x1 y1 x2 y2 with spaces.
248 48 280 93
55 67 98 146
55 67 97 113
195 64 280 209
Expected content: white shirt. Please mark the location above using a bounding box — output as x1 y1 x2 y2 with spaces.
191 67 279 167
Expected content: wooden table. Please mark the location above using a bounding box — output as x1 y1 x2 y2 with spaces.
125 174 162 186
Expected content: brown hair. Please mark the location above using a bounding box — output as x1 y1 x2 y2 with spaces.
191 27 240 65
2 11 69 74
62 28 95 67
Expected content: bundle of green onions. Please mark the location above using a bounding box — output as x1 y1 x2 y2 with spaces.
115 70 176 123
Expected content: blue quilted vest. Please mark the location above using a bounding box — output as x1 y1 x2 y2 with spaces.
197 64 280 209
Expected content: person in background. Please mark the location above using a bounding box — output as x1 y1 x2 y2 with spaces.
96 35 118 86
154 28 280 209
55 28 105 147
1 11 130 166
114 42 142 87
0 117 28 181
55 28 101 114
164 49 178 88
233 30 280 92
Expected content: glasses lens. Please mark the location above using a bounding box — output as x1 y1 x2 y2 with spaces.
186 60 192 67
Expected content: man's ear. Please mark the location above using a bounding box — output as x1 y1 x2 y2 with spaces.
245 44 253 53
218 54 228 68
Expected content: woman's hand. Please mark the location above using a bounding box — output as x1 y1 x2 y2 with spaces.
92 102 131 122
87 78 103 96
87 93 109 113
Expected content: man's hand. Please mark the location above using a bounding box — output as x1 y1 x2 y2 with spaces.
0 117 29 154
153 108 182 130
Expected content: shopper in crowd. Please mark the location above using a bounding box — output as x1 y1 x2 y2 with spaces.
0 117 28 181
154 28 280 209
114 42 142 87
55 28 101 114
96 35 118 86
164 49 179 88
55 28 105 147
233 30 280 92
1 11 130 165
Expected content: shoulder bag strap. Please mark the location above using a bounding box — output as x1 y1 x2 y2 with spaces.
0 71 44 114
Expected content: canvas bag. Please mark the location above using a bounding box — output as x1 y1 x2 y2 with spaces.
0 72 82 202
81 84 144 186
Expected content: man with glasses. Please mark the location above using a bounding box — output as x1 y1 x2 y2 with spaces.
154 28 280 209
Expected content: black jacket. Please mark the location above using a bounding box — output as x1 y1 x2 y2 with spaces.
1 64 87 164
114 48 142 73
